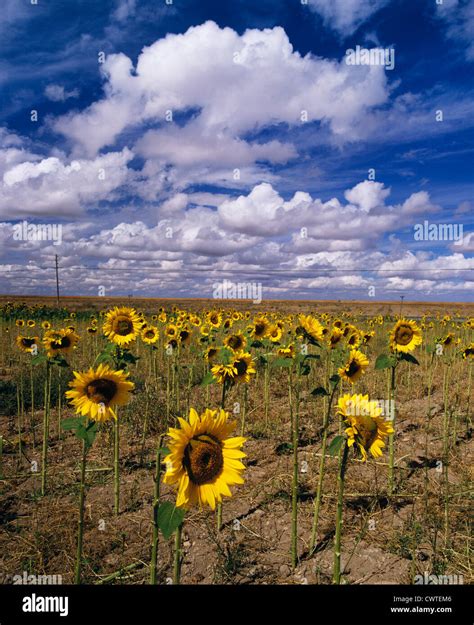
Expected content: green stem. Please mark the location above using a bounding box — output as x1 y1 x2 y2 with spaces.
310 384 337 553
114 414 120 515
150 434 164 584
74 432 88 584
291 366 300 569
333 441 349 584
388 364 397 495
240 385 247 437
30 361 36 449
41 362 51 496
173 522 183 584
216 380 228 530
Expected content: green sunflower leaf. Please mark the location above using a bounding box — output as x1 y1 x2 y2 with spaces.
271 358 294 368
399 352 420 366
61 417 83 431
311 386 328 397
329 374 340 388
157 501 185 540
157 446 170 457
375 354 396 370
31 354 48 366
328 435 345 457
200 371 215 387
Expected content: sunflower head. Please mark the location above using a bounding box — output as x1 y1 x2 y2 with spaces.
268 325 283 343
211 362 237 385
338 349 369 384
207 311 222 329
142 325 160 344
337 393 394 462
277 344 295 358
250 317 269 339
163 407 246 510
328 327 344 349
224 333 247 352
389 319 422 353
16 335 39 353
298 314 324 343
66 363 134 422
232 351 256 384
103 306 142 347
461 343 474 360
43 328 80 358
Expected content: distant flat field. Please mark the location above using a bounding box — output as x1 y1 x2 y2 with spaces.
0 294 473 317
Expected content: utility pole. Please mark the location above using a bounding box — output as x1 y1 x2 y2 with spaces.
55 255 60 307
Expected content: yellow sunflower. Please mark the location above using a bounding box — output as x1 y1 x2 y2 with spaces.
298 314 324 342
277 344 295 358
461 343 474 360
27 319 36 328
389 319 422 353
15 319 25 327
43 328 80 358
207 311 222 329
211 363 238 385
268 325 283 343
41 321 51 330
163 408 246 510
179 328 192 346
232 352 256 384
103 306 142 347
338 349 369 384
166 323 179 339
439 333 457 349
337 393 394 462
224 333 247 352
249 317 269 339
141 326 160 345
328 327 344 349
205 346 219 363
66 363 134 422
16 335 39 353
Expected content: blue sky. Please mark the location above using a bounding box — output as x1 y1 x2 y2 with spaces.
0 0 473 301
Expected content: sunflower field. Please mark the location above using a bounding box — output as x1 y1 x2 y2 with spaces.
0 298 472 586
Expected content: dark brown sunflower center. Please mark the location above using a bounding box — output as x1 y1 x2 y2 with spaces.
330 333 341 345
51 336 71 349
228 335 243 350
113 316 134 336
254 323 266 336
183 435 223 485
210 314 219 324
235 359 248 376
346 359 360 377
356 416 378 449
86 378 118 405
22 338 36 348
180 330 190 341
394 325 414 345
145 330 155 339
